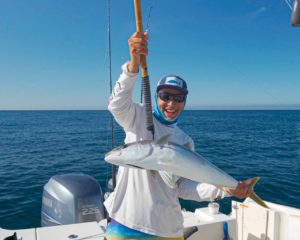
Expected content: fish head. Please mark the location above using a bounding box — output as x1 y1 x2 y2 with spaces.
104 141 153 168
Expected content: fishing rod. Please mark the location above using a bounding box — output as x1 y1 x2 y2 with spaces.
134 0 155 139
107 0 116 190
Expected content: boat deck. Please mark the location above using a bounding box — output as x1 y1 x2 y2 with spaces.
0 221 107 240
2 200 300 240
1 207 234 240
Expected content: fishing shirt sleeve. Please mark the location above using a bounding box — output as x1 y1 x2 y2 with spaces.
177 179 230 202
108 62 142 131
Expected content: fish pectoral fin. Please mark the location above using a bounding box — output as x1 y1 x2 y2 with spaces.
126 164 144 169
155 134 172 146
159 171 176 189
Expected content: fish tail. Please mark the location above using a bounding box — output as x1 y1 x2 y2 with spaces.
249 177 270 209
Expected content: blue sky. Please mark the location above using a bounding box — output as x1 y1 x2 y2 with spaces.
0 0 299 110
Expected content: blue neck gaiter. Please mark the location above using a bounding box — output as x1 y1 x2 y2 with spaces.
152 93 179 127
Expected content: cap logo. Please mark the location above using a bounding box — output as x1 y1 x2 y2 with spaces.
165 76 183 88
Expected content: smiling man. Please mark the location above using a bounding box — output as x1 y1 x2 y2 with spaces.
153 75 188 126
104 31 253 240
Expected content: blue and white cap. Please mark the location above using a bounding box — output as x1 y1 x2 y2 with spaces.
156 75 188 94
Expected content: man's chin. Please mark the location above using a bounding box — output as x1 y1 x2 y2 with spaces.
164 112 178 120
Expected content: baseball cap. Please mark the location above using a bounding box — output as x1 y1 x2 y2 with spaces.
156 75 188 95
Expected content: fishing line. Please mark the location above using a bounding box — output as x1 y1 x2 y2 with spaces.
284 0 293 9
145 0 156 33
101 0 112 192
140 0 155 103
103 0 116 192
103 0 112 194
145 6 153 33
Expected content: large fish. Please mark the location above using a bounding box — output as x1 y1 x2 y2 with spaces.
105 135 269 208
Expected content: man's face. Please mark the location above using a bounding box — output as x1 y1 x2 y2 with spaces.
157 88 186 120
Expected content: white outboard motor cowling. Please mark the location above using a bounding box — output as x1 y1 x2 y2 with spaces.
41 174 105 226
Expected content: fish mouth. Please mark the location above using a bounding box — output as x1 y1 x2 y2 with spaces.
104 150 120 162
104 151 112 159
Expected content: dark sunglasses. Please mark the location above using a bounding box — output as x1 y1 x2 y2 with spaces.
158 92 186 103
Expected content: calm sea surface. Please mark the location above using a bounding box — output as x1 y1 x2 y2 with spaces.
0 110 300 229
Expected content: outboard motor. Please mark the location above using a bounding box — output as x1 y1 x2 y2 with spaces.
41 173 105 226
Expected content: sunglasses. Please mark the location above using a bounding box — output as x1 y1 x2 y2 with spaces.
158 92 186 103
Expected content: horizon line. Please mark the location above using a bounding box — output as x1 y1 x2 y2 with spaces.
1 104 300 111
1 108 300 111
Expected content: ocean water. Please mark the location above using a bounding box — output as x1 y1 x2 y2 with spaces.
0 110 299 229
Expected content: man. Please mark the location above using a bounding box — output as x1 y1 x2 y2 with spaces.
104 32 253 240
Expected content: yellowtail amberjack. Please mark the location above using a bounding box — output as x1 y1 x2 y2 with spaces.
105 135 269 208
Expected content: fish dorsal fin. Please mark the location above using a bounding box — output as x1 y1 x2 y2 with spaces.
155 134 172 146
159 171 176 189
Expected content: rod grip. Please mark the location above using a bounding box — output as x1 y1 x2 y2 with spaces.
134 0 143 32
134 0 149 77
142 76 154 135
